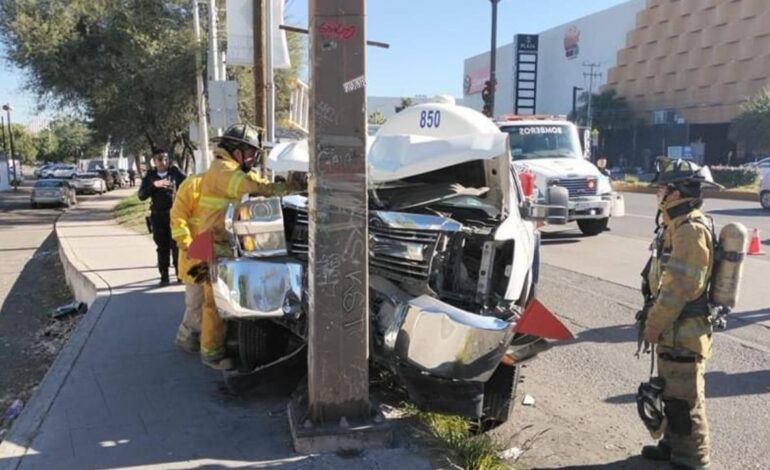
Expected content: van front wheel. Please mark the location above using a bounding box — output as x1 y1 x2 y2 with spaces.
578 217 608 236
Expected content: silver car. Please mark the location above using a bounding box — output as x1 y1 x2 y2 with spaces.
30 179 77 208
72 172 107 195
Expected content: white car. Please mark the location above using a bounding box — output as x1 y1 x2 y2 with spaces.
216 103 570 427
495 116 625 236
71 172 107 195
51 164 77 179
760 169 770 210
744 157 770 170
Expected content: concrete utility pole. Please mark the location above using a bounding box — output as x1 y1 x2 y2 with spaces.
265 0 276 143
488 0 500 117
3 105 18 190
192 0 211 171
0 116 11 187
253 0 267 130
288 0 390 454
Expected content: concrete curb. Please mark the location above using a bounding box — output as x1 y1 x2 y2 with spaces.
614 184 759 202
0 208 113 470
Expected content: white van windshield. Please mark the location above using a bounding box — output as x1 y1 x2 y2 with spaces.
500 124 582 161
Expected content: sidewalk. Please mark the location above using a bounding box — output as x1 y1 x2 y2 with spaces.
0 190 432 470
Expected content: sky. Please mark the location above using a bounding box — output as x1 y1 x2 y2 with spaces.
0 0 629 126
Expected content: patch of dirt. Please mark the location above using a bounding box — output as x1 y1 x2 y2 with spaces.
0 233 81 440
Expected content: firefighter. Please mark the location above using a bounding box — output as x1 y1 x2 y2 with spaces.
196 124 275 370
138 150 186 285
639 158 723 470
170 173 204 353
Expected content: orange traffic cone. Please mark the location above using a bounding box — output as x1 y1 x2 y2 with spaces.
747 228 766 256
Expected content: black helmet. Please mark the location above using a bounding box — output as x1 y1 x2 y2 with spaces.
214 123 263 150
650 157 723 191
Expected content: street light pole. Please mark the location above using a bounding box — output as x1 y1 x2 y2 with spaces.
0 116 10 188
488 0 500 117
3 105 18 190
572 86 584 124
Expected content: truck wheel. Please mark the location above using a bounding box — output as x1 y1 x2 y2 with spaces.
577 217 608 236
761 191 770 210
480 364 521 431
236 320 289 372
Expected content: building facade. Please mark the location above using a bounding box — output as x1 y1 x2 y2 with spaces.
463 0 770 166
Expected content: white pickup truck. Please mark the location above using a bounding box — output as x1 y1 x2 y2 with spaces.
495 116 625 236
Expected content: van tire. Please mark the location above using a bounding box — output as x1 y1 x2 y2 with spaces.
761 191 770 210
578 217 609 236
480 364 521 431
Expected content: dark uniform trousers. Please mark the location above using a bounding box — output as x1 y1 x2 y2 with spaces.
150 210 179 275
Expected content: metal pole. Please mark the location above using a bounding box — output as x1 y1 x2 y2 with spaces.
253 0 267 130
488 0 500 117
288 0 390 454
572 86 583 124
193 0 211 170
265 0 276 144
3 106 18 190
208 0 222 136
0 116 11 188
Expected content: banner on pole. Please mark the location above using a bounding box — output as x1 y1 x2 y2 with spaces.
226 0 291 68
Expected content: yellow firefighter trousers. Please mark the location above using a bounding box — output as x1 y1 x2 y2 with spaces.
658 347 710 469
200 281 226 360
176 284 203 343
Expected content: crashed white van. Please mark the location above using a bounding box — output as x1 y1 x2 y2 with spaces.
214 103 570 427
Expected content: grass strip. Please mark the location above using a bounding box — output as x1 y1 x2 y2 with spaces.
113 194 150 233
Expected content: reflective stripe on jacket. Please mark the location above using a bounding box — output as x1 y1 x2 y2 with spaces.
198 149 274 248
646 198 714 359
170 174 203 284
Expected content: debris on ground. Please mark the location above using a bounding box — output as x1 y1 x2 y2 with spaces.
498 446 524 461
49 301 87 319
1 399 24 425
522 394 536 406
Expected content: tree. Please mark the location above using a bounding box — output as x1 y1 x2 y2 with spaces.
0 0 198 154
6 123 37 163
395 97 413 114
233 30 305 128
49 117 97 161
571 89 633 131
730 86 770 154
368 110 386 125
34 128 59 162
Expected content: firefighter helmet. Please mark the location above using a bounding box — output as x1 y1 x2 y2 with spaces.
214 123 263 150
650 157 724 190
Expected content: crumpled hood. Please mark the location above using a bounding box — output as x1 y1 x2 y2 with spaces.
513 157 601 179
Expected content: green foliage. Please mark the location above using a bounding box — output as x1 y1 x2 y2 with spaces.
5 123 37 163
404 405 508 470
395 97 413 114
730 86 770 153
34 128 59 161
113 193 149 232
711 166 759 189
49 117 97 161
0 0 198 153
233 31 305 127
368 110 386 125
573 88 633 131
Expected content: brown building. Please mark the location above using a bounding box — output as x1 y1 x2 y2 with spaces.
606 0 770 164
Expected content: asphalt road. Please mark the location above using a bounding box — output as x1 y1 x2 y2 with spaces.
504 192 770 469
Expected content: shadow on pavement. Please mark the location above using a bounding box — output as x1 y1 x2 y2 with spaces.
534 455 655 469
541 231 583 245
573 323 638 345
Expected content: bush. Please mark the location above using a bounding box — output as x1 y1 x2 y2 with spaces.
710 166 759 189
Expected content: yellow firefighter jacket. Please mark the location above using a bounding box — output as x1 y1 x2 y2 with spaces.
646 198 714 359
198 148 275 255
170 174 203 284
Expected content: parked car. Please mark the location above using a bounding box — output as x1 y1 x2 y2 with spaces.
760 169 770 210
743 157 770 170
96 169 116 191
72 172 107 195
51 164 77 179
30 179 77 208
40 164 59 179
34 164 53 178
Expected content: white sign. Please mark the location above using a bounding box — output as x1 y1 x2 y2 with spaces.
226 0 291 68
209 80 240 129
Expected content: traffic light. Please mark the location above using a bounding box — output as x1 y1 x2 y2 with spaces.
481 80 493 117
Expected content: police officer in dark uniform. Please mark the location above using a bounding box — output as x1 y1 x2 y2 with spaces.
138 150 186 286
